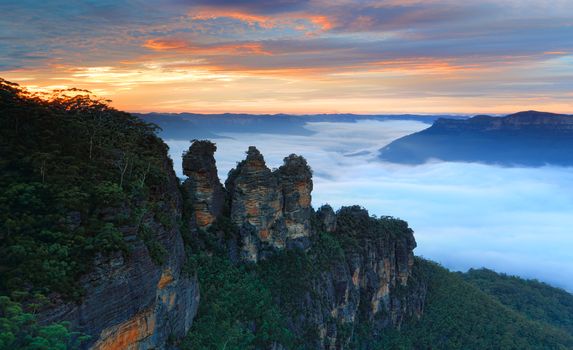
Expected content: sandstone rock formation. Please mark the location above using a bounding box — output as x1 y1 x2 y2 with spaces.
40 141 423 350
278 154 313 249
223 146 314 261
225 146 285 261
281 206 425 349
182 140 226 229
178 142 425 347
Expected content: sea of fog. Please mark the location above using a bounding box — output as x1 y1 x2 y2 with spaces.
165 120 573 291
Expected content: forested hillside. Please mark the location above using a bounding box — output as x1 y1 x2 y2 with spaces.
373 260 573 349
0 78 196 349
462 268 573 334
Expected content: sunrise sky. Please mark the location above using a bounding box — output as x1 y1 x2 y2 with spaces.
1 0 572 114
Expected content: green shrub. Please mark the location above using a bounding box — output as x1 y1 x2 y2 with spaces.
182 253 293 349
0 297 89 349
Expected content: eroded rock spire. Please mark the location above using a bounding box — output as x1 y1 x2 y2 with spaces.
182 140 225 228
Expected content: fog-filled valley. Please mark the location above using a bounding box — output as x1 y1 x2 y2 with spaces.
161 118 573 291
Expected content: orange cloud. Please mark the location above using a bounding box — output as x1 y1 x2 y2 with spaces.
143 39 189 51
189 7 333 32
544 51 568 55
192 8 275 28
143 39 272 56
367 58 489 75
306 15 333 31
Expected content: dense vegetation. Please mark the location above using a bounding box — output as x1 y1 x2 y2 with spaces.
372 259 573 349
181 252 293 349
0 78 174 349
0 79 171 300
183 231 347 350
461 268 573 334
0 296 88 349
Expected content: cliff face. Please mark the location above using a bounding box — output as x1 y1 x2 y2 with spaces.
433 111 573 133
225 146 285 261
278 154 313 246
182 141 226 229
183 142 426 349
39 156 199 350
276 206 425 349
38 139 422 350
223 146 313 262
379 110 573 166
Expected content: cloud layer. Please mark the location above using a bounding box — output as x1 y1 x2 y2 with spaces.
165 120 573 291
1 0 573 113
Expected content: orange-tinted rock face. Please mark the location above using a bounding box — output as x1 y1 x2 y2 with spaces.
183 140 226 229
91 263 200 350
225 147 285 261
225 147 313 262
296 181 312 207
182 144 314 262
157 269 173 290
278 155 313 240
194 209 215 228
92 308 156 350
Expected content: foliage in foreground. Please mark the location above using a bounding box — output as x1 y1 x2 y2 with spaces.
0 78 170 301
0 297 88 349
181 253 293 350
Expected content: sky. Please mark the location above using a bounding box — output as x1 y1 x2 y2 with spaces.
1 0 573 114
166 120 573 291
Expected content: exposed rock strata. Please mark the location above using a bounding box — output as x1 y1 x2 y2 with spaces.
182 140 226 229
281 206 426 349
39 155 199 350
182 142 425 348
278 154 313 248
224 146 314 261
39 140 424 350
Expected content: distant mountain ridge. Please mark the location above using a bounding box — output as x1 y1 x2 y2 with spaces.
138 112 466 140
433 111 573 132
379 111 573 166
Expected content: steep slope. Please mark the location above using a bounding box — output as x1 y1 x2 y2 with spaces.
0 79 199 349
462 268 573 334
182 140 226 229
373 260 573 349
378 111 573 166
